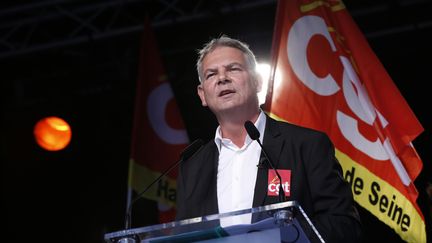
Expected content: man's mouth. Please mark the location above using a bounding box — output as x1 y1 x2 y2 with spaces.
219 89 235 97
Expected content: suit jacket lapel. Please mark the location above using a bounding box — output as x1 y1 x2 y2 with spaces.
183 141 219 217
203 142 219 215
252 116 285 207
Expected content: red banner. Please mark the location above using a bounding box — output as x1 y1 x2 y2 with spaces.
266 1 425 242
128 18 189 223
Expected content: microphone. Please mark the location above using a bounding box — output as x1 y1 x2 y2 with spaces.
124 139 204 230
244 121 286 203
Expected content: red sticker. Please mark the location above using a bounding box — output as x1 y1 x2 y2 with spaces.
267 170 291 197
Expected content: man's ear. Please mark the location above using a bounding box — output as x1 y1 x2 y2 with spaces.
197 84 208 107
255 72 263 93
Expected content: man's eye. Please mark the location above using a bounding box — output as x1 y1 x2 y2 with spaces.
229 67 241 71
206 73 215 79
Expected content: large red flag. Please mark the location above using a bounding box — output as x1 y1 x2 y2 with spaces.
128 18 189 223
266 1 426 242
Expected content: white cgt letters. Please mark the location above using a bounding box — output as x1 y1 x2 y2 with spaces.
287 16 411 185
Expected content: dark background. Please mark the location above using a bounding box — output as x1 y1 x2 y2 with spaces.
2 0 431 242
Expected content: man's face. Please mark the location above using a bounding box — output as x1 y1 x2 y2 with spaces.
197 46 261 114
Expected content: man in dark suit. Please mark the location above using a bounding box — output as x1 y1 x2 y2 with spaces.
176 36 362 242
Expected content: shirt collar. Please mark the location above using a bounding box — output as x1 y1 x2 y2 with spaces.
214 110 266 152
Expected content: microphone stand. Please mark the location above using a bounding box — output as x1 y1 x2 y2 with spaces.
244 121 292 229
244 121 286 202
119 139 204 243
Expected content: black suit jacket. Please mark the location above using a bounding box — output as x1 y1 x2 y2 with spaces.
176 116 362 242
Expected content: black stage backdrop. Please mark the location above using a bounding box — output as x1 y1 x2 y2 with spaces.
2 1 431 242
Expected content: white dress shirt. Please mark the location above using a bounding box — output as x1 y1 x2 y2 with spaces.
214 110 266 226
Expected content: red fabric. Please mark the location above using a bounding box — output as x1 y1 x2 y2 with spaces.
131 18 188 175
130 18 189 222
266 0 424 222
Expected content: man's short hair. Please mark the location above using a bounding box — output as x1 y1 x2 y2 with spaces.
196 35 258 83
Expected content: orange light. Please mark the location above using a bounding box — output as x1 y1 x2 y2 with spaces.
34 116 72 151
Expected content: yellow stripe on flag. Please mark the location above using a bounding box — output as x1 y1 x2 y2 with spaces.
129 159 177 207
300 0 345 13
336 149 426 243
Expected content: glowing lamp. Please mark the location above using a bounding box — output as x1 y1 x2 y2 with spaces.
34 116 72 151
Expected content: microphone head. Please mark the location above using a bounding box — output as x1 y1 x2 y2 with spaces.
180 139 204 160
244 121 260 140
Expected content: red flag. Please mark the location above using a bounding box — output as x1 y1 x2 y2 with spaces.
266 1 426 242
128 18 189 223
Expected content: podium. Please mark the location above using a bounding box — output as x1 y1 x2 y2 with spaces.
104 201 324 243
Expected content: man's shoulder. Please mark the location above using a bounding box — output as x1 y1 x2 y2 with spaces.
183 139 217 164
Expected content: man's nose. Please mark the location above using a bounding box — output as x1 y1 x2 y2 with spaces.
217 70 230 84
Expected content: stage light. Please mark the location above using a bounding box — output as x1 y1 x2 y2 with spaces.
256 63 270 105
34 116 72 151
256 63 283 105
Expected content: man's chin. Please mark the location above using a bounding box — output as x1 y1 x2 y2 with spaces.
213 105 244 115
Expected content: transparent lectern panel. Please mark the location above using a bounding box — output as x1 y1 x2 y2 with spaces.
104 201 324 243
